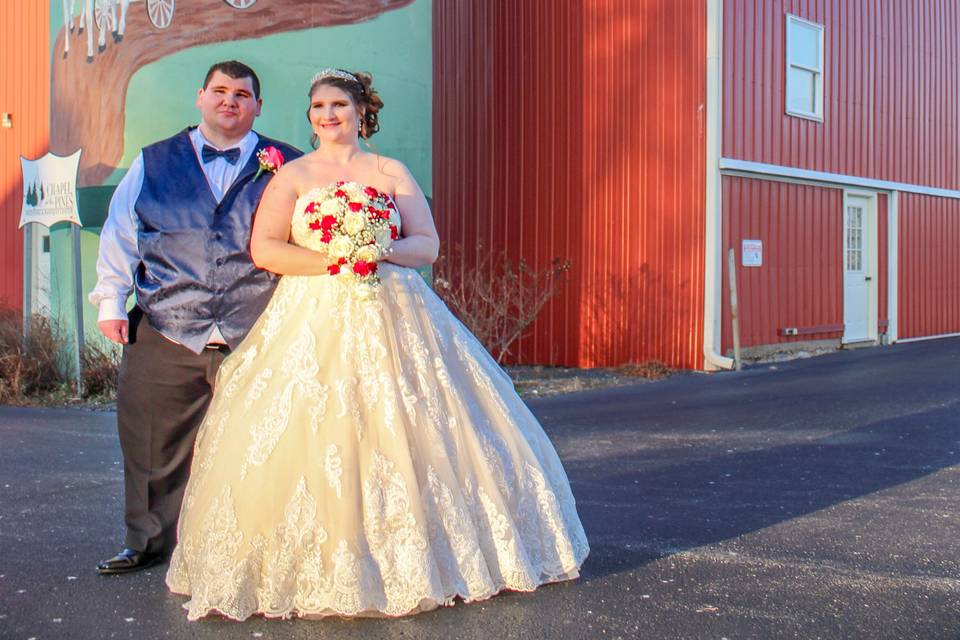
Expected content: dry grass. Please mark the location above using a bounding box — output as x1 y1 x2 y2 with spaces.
0 308 120 404
616 360 673 380
508 360 675 398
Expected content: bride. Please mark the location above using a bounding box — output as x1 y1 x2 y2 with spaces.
165 68 589 620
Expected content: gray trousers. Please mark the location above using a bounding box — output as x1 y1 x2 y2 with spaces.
116 307 228 557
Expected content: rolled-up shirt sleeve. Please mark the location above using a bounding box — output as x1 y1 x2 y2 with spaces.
88 154 145 322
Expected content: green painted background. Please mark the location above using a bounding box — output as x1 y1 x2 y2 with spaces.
47 0 432 367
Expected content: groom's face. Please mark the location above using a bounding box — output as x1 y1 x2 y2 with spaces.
196 71 262 139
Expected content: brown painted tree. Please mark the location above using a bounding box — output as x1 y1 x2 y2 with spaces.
51 0 414 186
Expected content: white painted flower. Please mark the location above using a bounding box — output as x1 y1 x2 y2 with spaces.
320 199 340 215
355 245 381 263
343 211 366 235
328 236 355 260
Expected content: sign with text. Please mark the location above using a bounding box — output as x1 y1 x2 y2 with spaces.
742 239 762 267
19 150 82 228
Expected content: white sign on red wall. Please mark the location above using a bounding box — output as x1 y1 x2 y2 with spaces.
19 150 82 228
742 239 762 267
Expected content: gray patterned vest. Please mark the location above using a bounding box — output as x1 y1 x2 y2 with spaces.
134 128 301 353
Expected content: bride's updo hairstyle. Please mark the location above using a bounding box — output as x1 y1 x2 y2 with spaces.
307 68 384 148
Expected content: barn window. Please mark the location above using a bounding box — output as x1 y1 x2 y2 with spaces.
785 15 824 121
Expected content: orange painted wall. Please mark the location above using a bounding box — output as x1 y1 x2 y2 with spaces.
0 2 50 312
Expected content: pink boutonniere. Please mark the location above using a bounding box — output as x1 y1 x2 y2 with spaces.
254 146 284 180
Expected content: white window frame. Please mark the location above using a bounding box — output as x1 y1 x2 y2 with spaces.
785 14 824 122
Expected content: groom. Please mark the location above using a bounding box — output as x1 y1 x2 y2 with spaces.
89 60 301 574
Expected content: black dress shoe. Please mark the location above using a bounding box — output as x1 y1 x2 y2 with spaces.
96 548 162 575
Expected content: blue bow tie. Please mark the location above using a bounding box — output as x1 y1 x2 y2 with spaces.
201 145 241 165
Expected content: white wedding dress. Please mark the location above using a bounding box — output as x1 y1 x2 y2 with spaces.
165 184 589 620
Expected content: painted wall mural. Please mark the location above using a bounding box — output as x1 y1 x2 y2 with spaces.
43 0 431 349
51 0 427 187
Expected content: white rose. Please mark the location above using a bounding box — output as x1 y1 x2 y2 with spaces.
320 199 340 216
355 245 381 263
374 229 395 249
343 211 366 236
328 236 355 260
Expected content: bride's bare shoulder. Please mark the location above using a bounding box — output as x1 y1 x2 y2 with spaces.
369 154 415 192
372 153 409 176
279 153 314 176
275 154 324 193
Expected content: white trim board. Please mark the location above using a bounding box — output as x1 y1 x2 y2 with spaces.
897 332 960 343
887 191 898 342
702 0 732 371
720 158 960 199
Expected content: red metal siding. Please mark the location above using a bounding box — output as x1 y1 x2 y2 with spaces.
433 0 706 368
433 0 585 366
898 194 960 339
721 176 844 351
724 0 960 190
0 2 49 311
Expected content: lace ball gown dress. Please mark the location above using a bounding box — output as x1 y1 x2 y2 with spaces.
165 183 589 620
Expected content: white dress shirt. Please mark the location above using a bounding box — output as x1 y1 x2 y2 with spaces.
89 127 260 345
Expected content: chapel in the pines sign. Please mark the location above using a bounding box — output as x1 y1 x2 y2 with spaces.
19 150 82 228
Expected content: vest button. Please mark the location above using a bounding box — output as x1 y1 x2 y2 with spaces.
214 232 223 240
216 258 225 266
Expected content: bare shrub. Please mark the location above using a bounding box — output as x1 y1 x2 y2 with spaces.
433 243 572 364
81 340 120 399
0 308 69 403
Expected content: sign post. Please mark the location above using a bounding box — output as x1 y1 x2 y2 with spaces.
19 150 84 394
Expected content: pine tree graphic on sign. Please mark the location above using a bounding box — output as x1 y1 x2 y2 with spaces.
25 183 37 207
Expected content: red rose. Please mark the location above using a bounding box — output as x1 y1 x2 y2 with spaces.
254 146 284 180
304 201 318 214
263 146 284 167
320 215 338 230
348 202 363 212
334 189 347 198
390 225 399 240
353 260 373 276
387 201 396 209
320 231 333 243
327 264 341 275
363 186 379 198
338 258 347 265
335 180 345 187
309 219 322 230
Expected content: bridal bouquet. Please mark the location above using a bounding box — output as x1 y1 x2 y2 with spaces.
300 181 400 296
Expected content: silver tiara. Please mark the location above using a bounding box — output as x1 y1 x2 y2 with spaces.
311 68 360 85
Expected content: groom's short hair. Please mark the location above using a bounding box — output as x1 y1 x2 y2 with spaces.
203 60 262 100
